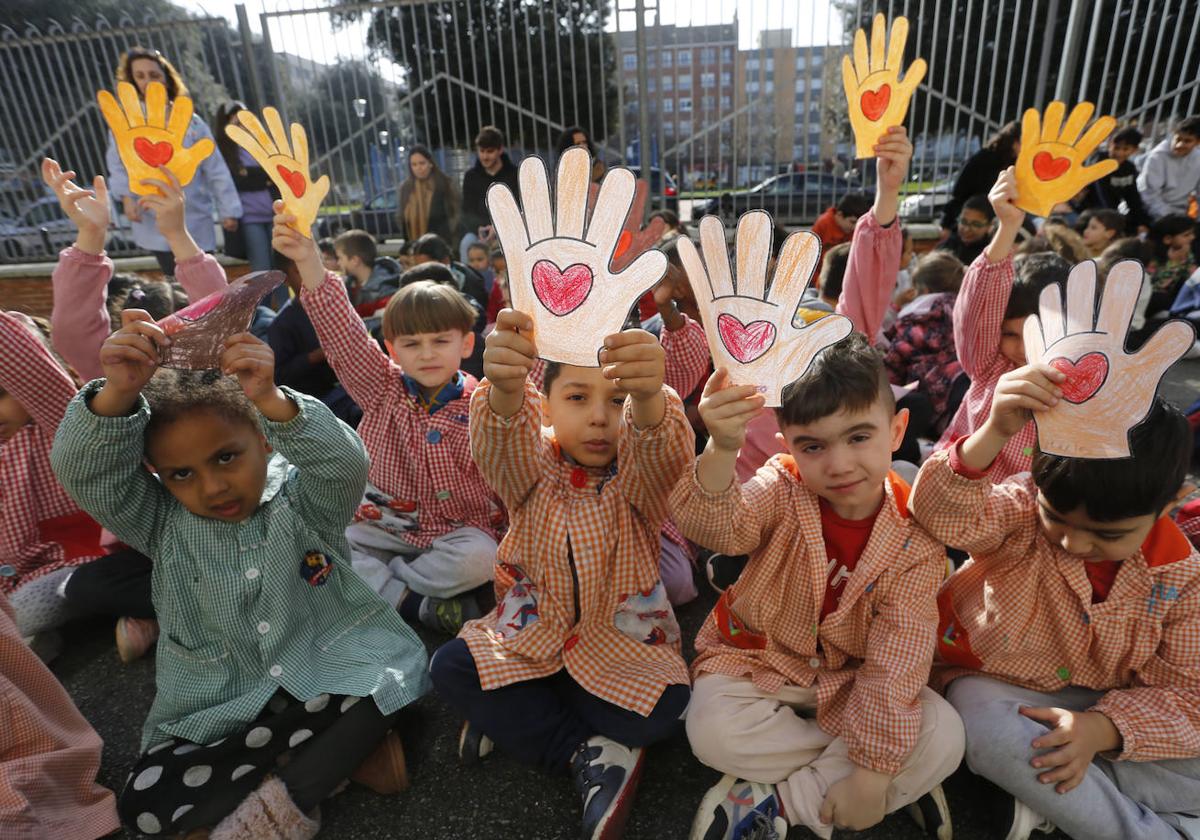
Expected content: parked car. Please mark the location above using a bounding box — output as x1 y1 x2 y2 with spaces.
0 196 134 260
899 180 954 223
316 188 403 240
699 172 856 227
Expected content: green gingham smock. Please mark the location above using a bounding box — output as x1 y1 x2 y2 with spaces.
52 382 430 751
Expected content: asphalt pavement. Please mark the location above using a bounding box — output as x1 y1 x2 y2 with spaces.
51 359 1200 840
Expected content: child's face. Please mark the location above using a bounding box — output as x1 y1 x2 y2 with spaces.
543 365 627 468
1170 132 1199 158
777 396 908 520
386 329 474 395
321 250 340 272
999 316 1028 367
467 247 489 272
833 209 859 235
1082 217 1115 250
491 254 507 275
1035 493 1158 563
957 209 992 244
0 389 31 442
334 247 356 275
146 410 270 523
1108 140 1138 163
1166 229 1196 260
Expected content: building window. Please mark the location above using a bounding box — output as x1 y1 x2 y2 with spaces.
764 80 774 94
647 78 656 92
720 94 732 109
720 70 732 87
796 55 806 70
811 52 824 68
701 47 716 63
664 121 676 136
810 78 823 91
663 76 674 92
679 119 693 134
700 72 716 88
663 98 674 113
747 81 760 95
678 74 692 91
702 95 715 110
746 57 760 71
679 97 693 113
722 46 733 61
662 50 673 68
795 79 806 93
623 53 636 71
678 49 692 66
765 57 775 72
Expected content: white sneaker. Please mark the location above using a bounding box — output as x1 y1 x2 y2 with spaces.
1005 797 1055 840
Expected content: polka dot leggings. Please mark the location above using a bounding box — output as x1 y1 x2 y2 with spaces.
118 690 398 835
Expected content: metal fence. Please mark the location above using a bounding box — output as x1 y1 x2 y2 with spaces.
1 0 1198 264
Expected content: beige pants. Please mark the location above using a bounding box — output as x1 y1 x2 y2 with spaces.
686 673 965 838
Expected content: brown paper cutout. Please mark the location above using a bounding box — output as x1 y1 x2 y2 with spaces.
678 210 853 407
486 147 667 366
841 14 927 159
157 270 284 370
97 82 215 196
1024 259 1194 458
1014 102 1119 217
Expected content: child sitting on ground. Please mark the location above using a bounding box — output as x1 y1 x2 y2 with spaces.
430 309 694 840
1079 209 1125 258
911 368 1200 840
673 334 964 840
52 318 429 839
336 228 403 318
276 206 502 633
937 193 995 265
811 192 873 252
937 167 1068 481
1143 214 1197 323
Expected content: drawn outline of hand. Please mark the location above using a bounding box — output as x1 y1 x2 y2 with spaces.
487 147 667 366
1024 259 1194 458
224 108 330 238
678 211 853 407
588 178 668 272
841 14 927 159
1014 102 1119 217
97 81 214 196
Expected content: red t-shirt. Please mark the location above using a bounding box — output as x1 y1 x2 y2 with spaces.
1084 559 1121 603
819 498 880 620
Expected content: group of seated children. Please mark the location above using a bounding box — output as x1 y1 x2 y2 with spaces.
1 120 1198 840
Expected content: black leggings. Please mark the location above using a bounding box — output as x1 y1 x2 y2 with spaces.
63 548 155 619
118 689 397 835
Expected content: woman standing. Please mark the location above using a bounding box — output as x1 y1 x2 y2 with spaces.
105 47 241 276
396 146 460 246
938 121 1020 238
556 126 606 183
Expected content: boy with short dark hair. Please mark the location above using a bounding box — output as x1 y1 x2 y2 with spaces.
334 229 403 318
1085 127 1151 231
1080 209 1126 257
812 192 873 251
674 333 964 840
937 193 995 265
460 125 520 262
1138 116 1200 220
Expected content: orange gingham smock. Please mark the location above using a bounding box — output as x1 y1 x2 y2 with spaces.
912 446 1200 762
459 380 694 716
0 312 105 596
1 592 119 840
670 454 946 774
301 271 502 548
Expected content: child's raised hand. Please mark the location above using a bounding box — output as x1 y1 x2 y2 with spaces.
483 309 538 395
599 329 664 402
139 166 188 242
989 166 1025 229
272 200 324 284
98 309 168 398
698 367 766 453
874 125 913 196
221 333 278 405
41 158 110 253
986 363 1065 438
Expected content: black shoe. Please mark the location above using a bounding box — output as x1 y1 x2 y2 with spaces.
705 554 749 594
571 736 645 840
979 776 1055 840
906 783 952 839
457 719 493 765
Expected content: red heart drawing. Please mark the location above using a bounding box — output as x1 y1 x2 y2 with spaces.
860 85 891 122
133 136 174 167
1048 352 1109 403
1032 151 1071 181
531 259 593 316
277 165 307 197
717 313 777 364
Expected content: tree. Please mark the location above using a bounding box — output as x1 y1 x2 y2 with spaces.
332 0 617 154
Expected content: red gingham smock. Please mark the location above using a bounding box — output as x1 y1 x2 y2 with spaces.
913 445 1200 762
670 454 946 775
459 380 694 716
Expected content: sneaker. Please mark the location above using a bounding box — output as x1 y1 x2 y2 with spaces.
418 594 481 634
571 735 645 840
906 783 953 839
705 554 749 594
350 730 409 794
690 775 787 840
116 616 160 663
457 720 494 765
982 779 1054 840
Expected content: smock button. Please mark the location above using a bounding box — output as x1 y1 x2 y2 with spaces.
1056 666 1070 681
808 657 821 669
257 621 270 635
0 564 14 577
269 664 283 678
570 467 588 488
245 568 260 580
426 429 442 444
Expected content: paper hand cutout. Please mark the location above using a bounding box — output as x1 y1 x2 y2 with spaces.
841 14 927 158
1024 259 1193 458
97 81 215 196
588 178 668 272
1014 102 1118 217
224 108 330 238
157 270 284 370
678 211 853 407
487 147 667 366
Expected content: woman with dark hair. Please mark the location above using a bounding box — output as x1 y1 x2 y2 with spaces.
555 126 606 182
939 121 1021 236
396 145 460 246
105 47 241 277
214 101 278 276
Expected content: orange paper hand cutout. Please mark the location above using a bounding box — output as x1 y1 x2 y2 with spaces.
1014 102 1118 217
841 14 927 159
679 211 852 407
487 148 667 366
224 108 330 238
1024 260 1194 458
97 81 215 195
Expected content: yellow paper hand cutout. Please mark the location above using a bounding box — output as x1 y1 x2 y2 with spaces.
1014 102 1119 217
98 81 215 196
841 14 927 159
224 108 330 238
